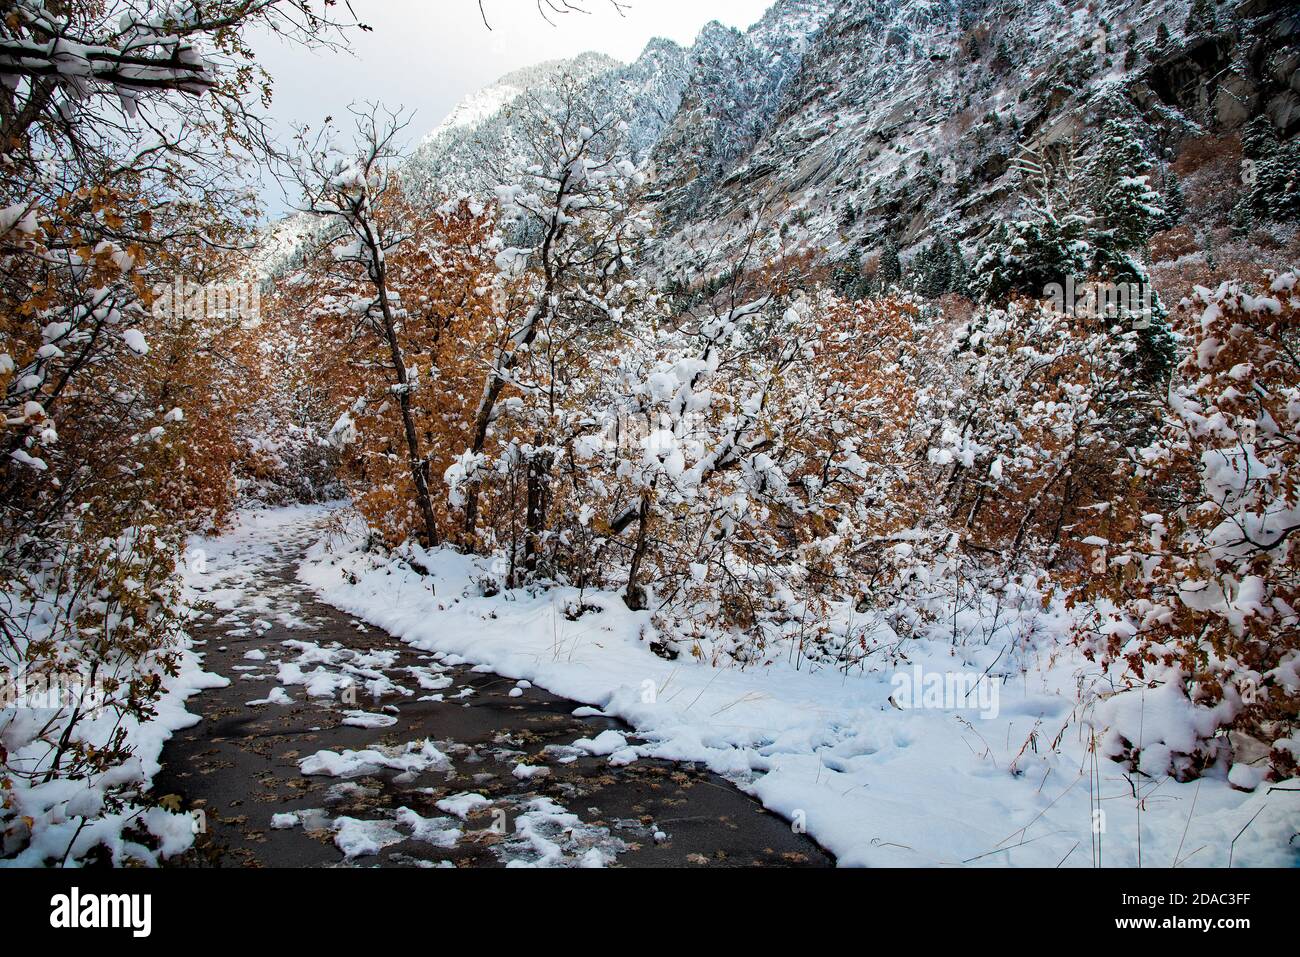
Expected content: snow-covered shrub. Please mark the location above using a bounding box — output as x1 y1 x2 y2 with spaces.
0 224 226 861
1075 273 1300 781
927 297 1156 565
456 92 652 567
0 518 193 865
556 285 942 665
0 0 352 862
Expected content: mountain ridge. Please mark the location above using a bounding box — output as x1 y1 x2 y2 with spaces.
338 0 1298 282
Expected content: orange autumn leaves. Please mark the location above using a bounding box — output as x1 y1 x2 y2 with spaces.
0 183 258 536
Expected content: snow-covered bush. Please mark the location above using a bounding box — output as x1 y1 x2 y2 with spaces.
534 281 942 665
1075 273 1300 781
0 215 243 861
445 80 653 569
0 519 193 865
928 297 1155 564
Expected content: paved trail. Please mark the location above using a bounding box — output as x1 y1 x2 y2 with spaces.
155 509 832 868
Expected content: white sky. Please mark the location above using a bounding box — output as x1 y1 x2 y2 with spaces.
254 0 774 171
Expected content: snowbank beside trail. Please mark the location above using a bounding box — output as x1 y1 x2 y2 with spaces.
1 585 228 868
297 508 1298 868
3 505 323 866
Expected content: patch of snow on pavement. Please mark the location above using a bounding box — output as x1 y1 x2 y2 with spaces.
300 739 451 782
494 796 627 868
436 792 492 819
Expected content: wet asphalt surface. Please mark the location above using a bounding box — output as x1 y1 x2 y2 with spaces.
154 519 833 868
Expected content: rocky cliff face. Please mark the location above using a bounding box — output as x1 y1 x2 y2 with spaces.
1134 2 1299 135
653 0 1297 272
646 1 838 226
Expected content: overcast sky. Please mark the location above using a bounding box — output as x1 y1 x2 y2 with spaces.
254 1 773 213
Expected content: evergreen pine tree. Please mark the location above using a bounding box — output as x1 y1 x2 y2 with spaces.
1236 117 1300 225
913 233 967 298
949 239 971 296
972 209 1092 303
1090 118 1163 252
1241 115 1277 159
921 241 945 297
878 237 902 292
976 133 1175 380
1085 122 1176 380
1160 171 1186 228
833 255 863 297
850 268 875 302
994 37 1013 71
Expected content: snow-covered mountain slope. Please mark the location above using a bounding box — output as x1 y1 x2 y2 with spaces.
390 0 1296 274
646 0 837 226
403 44 697 199
404 51 624 197
401 0 833 207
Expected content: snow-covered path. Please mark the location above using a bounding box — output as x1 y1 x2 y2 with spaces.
296 508 1300 869
157 506 830 867
160 504 1299 868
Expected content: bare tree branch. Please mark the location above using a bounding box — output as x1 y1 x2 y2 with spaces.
477 0 629 31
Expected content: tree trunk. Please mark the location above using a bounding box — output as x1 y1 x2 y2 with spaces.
374 278 439 548
463 165 571 539
623 489 654 611
462 302 550 539
461 366 512 538
523 439 551 575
